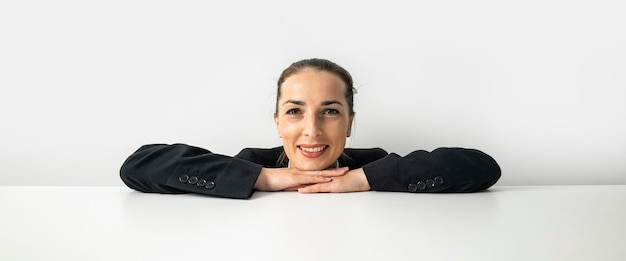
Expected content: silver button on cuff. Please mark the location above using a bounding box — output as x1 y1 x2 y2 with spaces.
416 181 426 191
410 176 445 192
434 176 444 185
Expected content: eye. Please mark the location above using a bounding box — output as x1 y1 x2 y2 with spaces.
323 108 340 115
286 108 301 115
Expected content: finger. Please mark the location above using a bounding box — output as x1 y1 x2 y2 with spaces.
300 167 349 177
289 175 332 188
285 176 332 191
283 186 302 191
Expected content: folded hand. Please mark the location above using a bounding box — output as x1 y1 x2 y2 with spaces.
298 168 371 193
254 167 349 192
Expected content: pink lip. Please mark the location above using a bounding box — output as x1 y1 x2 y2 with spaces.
297 144 328 158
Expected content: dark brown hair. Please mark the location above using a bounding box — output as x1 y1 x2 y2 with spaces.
276 58 356 115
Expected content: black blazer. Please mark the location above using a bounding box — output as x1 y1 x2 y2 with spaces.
120 144 501 199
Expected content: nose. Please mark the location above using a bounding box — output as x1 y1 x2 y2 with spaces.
303 114 323 137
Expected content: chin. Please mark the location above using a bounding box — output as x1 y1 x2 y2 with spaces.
292 162 321 171
285 147 342 170
292 159 336 171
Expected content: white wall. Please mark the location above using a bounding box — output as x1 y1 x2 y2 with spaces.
1 0 625 186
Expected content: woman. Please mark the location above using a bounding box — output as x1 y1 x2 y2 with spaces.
120 58 501 199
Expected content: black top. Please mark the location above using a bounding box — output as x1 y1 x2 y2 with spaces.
120 144 501 199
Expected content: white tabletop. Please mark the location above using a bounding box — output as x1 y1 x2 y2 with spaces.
1 185 625 261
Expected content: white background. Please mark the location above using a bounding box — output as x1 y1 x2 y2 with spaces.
1 0 624 186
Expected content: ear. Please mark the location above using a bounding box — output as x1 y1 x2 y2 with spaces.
347 113 355 137
274 113 280 136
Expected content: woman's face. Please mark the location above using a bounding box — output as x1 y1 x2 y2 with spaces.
275 69 354 170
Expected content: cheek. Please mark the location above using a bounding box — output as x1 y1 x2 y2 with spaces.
278 121 298 138
278 120 300 148
326 120 350 142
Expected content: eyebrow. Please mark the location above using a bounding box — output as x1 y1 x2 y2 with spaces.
282 100 344 106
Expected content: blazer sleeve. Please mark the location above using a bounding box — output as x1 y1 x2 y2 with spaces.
119 144 262 199
362 147 501 193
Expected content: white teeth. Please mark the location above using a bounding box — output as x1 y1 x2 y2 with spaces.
300 146 325 152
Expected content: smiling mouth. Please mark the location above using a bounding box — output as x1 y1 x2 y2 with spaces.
298 145 327 152
297 145 328 158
